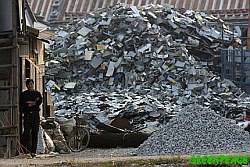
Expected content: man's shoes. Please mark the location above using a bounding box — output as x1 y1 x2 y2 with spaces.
31 153 36 158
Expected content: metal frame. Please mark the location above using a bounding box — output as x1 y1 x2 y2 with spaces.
221 23 250 93
221 48 250 93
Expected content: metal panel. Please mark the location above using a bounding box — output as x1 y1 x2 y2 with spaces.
221 49 250 94
221 23 250 94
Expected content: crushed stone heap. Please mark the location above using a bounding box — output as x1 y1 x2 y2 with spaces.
134 104 250 156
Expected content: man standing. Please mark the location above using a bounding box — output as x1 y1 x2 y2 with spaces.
20 79 42 157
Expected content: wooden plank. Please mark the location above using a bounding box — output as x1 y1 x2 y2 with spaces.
0 134 18 137
0 86 17 90
46 92 52 105
6 137 11 158
0 64 17 68
0 105 18 108
0 46 14 51
0 39 11 44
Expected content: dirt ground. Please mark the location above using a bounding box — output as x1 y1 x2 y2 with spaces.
1 148 248 167
0 148 194 167
0 148 140 167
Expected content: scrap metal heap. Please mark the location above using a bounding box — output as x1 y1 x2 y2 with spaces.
46 3 250 134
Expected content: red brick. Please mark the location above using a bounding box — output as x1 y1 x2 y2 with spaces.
59 0 70 20
222 0 228 10
36 0 44 15
200 0 206 11
215 0 220 9
227 0 233 9
185 0 191 9
207 0 213 10
28 0 249 23
30 0 36 12
192 0 199 10
134 0 139 6
141 0 146 6
178 0 184 9
42 0 50 16
83 0 89 12
69 0 76 11
90 0 96 11
76 0 83 12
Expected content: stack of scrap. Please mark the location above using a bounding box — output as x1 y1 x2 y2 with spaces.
45 3 250 134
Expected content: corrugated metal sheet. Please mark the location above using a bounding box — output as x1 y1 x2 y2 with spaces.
27 0 249 23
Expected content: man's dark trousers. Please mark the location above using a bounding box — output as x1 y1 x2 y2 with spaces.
21 111 39 154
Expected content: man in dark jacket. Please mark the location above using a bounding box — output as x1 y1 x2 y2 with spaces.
20 79 42 157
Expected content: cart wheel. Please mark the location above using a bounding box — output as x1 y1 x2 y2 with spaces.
68 128 90 152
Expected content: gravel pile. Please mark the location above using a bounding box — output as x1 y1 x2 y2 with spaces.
134 105 250 156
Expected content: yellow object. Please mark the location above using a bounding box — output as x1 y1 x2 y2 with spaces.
53 83 61 90
97 45 105 50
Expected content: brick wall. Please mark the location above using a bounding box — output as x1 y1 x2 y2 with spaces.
27 0 249 23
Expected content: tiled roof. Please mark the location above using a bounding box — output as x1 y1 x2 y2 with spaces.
27 0 249 23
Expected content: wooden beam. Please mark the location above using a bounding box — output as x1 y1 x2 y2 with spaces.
0 46 14 50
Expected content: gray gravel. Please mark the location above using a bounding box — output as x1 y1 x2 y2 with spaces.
134 104 250 156
67 148 136 158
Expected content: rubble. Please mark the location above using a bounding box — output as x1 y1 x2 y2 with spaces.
53 91 177 133
134 105 250 156
45 3 250 135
